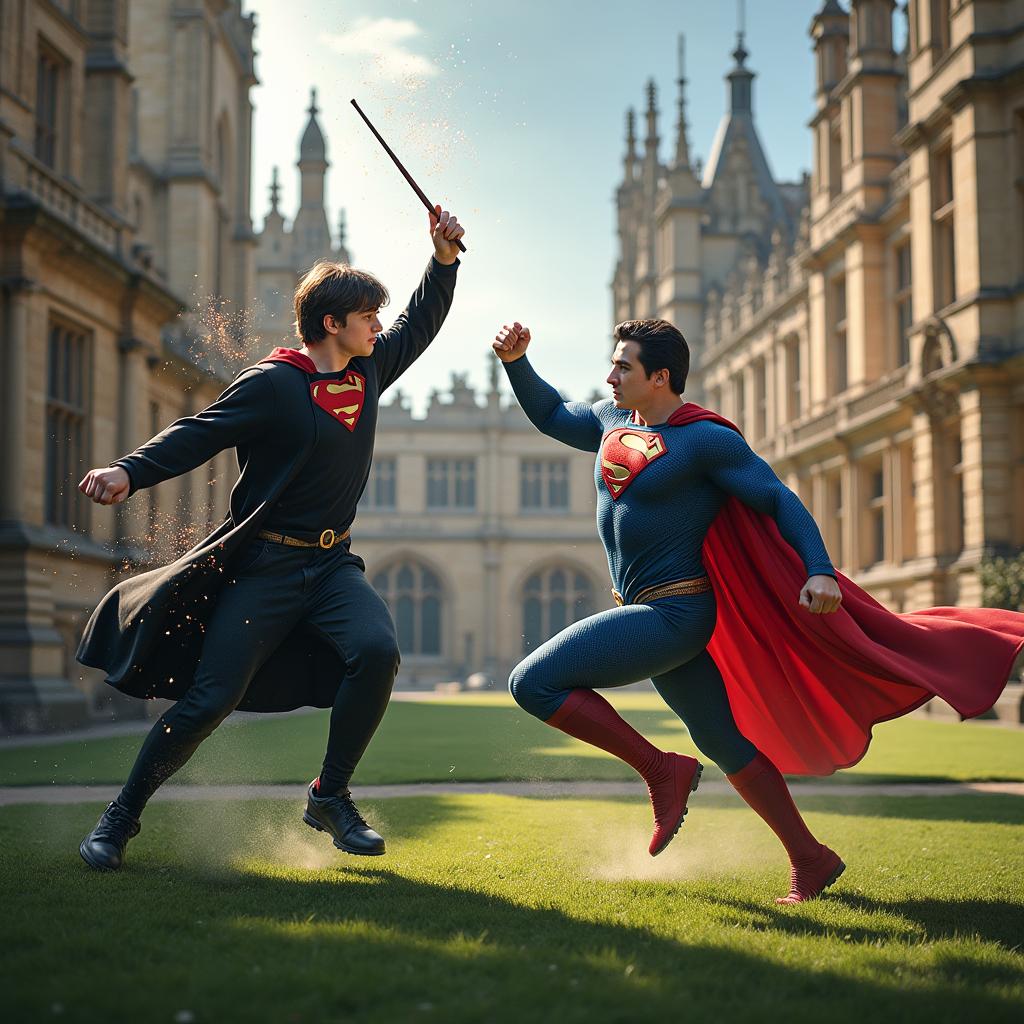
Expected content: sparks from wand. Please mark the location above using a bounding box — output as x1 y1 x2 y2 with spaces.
350 98 468 254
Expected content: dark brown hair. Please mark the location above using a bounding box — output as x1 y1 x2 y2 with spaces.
613 318 690 394
293 261 389 344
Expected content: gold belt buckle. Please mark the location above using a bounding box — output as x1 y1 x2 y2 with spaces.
318 528 335 550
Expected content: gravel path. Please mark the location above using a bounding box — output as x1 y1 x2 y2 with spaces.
1 779 1021 806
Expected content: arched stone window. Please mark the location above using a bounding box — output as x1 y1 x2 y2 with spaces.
372 561 443 656
522 567 594 654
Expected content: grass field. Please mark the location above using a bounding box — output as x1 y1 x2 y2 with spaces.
2 791 1023 1023
3 697 1023 1022
1 693 1023 787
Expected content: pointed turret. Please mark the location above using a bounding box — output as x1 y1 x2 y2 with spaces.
842 2 901 205
297 87 329 211
673 34 691 170
613 107 641 323
624 108 638 183
643 79 659 172
850 0 896 68
655 35 704 383
335 208 351 264
269 166 281 213
487 351 500 397
292 87 332 264
811 0 850 99
727 16 754 114
261 165 285 234
299 87 327 165
702 13 788 233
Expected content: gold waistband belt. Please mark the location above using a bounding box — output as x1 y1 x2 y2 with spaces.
612 575 712 607
257 527 350 550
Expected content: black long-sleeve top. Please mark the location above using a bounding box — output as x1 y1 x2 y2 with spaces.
114 257 458 539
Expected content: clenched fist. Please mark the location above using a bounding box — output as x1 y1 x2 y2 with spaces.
799 574 842 614
79 466 130 506
492 322 531 363
429 205 465 265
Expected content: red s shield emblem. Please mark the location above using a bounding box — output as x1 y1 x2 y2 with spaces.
600 429 667 498
310 371 366 431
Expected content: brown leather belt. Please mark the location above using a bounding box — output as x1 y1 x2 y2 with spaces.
257 528 350 550
612 575 712 607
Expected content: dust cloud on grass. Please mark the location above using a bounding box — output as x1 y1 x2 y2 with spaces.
574 798 779 886
160 798 348 875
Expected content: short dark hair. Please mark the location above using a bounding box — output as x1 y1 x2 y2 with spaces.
613 319 689 393
293 261 389 344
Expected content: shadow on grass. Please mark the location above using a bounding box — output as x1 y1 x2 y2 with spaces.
702 890 1024 960
3 801 1023 1023
8 861 1022 1023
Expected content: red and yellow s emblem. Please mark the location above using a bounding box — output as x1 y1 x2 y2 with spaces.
600 429 667 498
310 371 366 432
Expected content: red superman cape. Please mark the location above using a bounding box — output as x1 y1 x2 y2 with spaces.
665 403 1024 775
264 347 318 372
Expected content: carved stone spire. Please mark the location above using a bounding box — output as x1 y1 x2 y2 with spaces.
728 1 754 114
269 166 280 213
624 108 637 182
674 34 691 169
299 86 327 165
644 78 659 158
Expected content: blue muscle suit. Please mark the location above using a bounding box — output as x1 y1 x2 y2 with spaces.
504 356 836 775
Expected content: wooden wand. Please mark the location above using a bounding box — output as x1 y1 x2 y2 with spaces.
350 98 468 254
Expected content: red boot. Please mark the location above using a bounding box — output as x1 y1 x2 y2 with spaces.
548 689 702 856
646 751 703 856
727 751 845 902
776 844 845 904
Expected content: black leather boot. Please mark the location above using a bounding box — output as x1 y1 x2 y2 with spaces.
303 781 385 856
79 800 141 871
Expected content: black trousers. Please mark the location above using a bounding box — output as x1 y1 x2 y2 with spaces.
118 537 399 816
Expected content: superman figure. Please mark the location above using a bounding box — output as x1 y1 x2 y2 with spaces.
75 207 465 871
493 317 1024 903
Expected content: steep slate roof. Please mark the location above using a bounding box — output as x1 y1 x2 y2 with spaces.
701 34 790 230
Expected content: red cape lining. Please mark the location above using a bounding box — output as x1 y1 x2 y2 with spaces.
263 347 318 373
664 402 1024 775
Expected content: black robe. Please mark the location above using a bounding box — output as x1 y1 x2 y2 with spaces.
76 258 458 712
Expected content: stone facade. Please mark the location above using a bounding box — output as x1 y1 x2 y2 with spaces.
613 0 1024 639
0 0 257 731
352 366 611 690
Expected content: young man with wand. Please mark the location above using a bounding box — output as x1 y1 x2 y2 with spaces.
493 317 1024 904
76 207 464 871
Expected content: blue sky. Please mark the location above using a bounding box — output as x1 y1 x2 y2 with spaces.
246 1 873 411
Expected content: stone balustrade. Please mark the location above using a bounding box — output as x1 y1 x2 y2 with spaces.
5 144 123 259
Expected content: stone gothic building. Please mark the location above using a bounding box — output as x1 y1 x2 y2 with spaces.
613 0 1024 627
352 366 610 690
251 89 351 355
0 0 257 730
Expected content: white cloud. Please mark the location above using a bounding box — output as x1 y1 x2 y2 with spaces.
320 17 440 81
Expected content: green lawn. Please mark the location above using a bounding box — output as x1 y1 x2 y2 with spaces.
1 693 1022 787
2 791 1022 1023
